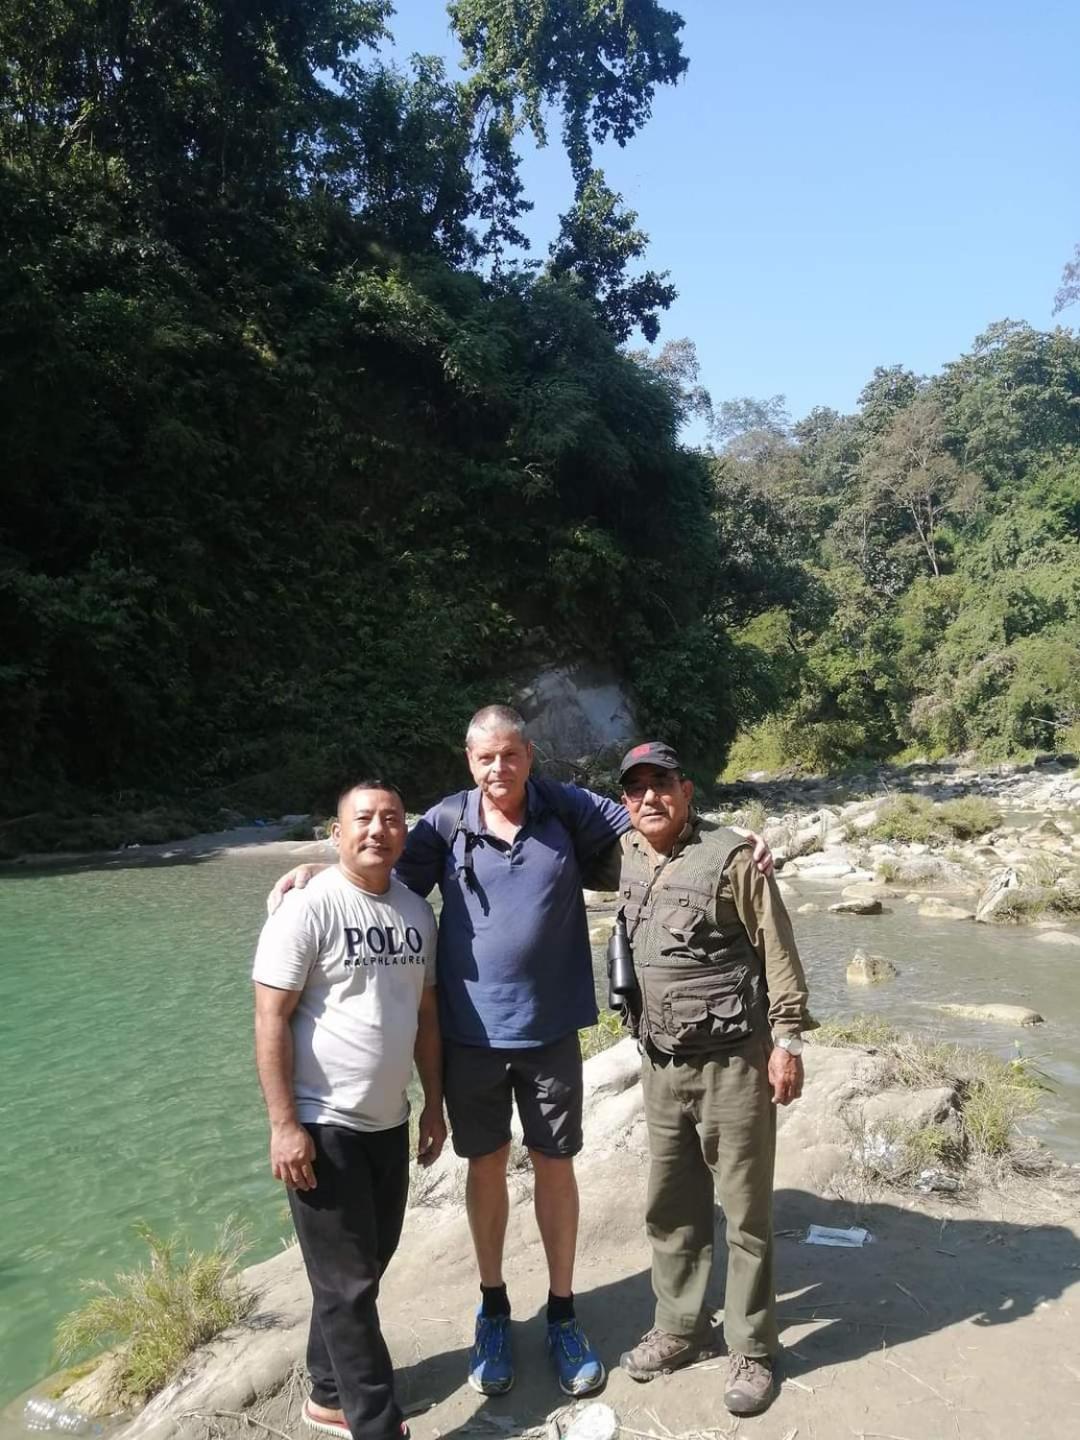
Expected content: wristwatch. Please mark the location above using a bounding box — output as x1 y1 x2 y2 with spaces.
774 1034 804 1056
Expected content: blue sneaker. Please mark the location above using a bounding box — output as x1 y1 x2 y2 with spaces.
468 1312 514 1395
546 1318 606 1396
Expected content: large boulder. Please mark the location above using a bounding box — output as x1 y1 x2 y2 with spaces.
975 867 1023 922
830 898 883 916
859 1085 961 1135
774 1044 892 1190
847 950 899 985
515 663 635 767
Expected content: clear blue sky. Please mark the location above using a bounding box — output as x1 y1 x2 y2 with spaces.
382 1 1080 423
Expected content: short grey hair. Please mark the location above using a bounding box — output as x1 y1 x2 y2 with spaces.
465 704 528 750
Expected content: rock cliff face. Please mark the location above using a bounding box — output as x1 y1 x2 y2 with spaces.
515 665 635 772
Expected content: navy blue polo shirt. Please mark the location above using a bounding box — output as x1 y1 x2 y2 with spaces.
395 779 629 1048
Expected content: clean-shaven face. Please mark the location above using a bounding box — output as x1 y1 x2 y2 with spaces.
466 727 533 811
622 765 693 851
332 787 407 886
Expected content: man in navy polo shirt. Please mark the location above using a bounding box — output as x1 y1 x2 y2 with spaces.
397 705 624 1398
269 706 772 1401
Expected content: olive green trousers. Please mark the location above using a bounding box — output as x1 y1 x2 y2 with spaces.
640 1039 778 1358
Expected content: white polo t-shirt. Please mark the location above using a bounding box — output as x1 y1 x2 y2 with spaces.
253 866 436 1132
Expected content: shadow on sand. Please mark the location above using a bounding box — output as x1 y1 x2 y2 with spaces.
389 1186 1080 1432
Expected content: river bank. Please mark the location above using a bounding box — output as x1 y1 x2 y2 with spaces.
3 756 1077 1418
28 1038 1080 1440
0 820 330 872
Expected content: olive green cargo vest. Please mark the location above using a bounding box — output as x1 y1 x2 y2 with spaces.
620 818 768 1056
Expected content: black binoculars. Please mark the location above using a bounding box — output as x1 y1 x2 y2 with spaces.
606 913 641 1021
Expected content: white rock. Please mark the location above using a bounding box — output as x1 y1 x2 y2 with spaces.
831 897 883 916
797 862 855 880
847 950 898 984
917 898 975 921
799 848 852 869
975 867 1023 923
938 1002 1044 1026
1035 930 1080 949
797 901 821 914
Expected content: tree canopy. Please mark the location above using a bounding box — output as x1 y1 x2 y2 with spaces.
2 0 772 847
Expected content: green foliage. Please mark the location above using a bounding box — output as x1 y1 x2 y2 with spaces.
55 1220 252 1406
936 796 1003 839
4 1 774 825
865 794 1001 845
6 1 1080 815
579 1009 626 1059
705 321 1080 775
866 795 942 844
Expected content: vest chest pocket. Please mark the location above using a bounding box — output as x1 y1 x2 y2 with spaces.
656 888 719 959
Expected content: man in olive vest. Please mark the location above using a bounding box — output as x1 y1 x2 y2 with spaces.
614 743 810 1418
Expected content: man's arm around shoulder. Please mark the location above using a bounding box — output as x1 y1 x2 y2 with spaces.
394 803 457 898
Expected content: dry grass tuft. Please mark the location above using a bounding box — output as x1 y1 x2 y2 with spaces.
56 1219 253 1406
809 1015 1049 1169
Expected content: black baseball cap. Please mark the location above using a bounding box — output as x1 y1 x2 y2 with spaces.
619 741 682 781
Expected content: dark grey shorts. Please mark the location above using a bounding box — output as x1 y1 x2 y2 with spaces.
444 1032 584 1160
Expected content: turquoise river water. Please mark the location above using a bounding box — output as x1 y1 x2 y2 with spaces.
2 843 1079 1406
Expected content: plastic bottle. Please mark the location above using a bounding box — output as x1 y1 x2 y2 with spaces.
22 1398 100 1435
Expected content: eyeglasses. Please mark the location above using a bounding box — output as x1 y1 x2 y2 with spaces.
623 774 681 800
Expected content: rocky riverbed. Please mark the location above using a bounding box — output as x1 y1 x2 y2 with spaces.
712 756 1080 933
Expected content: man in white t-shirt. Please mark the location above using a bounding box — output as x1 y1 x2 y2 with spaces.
253 779 444 1440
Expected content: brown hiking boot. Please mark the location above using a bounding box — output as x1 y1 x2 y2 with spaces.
723 1354 775 1415
619 1326 713 1382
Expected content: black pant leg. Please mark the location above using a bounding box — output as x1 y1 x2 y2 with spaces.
370 1121 410 1275
305 1305 337 1409
289 1123 408 1440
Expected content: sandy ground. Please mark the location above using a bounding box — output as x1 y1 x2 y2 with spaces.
345 1157 1080 1440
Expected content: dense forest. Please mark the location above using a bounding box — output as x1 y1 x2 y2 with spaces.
2 2 1078 854
713 318 1080 778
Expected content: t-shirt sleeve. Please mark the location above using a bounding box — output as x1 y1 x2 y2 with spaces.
559 784 631 860
252 893 319 991
394 809 447 898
